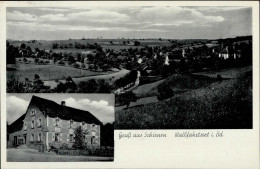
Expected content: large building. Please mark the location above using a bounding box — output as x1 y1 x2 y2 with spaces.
7 95 102 150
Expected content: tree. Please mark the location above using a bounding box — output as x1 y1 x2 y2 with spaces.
77 79 98 93
20 43 26 50
72 126 85 149
157 83 174 101
134 40 140 46
6 45 18 64
115 91 138 108
52 43 58 49
67 55 76 65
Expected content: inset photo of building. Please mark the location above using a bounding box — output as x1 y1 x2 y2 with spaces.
6 94 114 162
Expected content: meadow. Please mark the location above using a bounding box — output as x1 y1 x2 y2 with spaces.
7 63 107 82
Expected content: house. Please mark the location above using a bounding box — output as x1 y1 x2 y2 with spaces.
218 46 241 60
8 95 102 151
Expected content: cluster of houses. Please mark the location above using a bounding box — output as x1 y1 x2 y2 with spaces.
13 39 248 73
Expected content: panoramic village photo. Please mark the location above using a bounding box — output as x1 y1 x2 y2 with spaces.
6 6 252 129
6 94 114 162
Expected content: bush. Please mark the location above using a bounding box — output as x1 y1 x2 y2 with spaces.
60 143 69 150
157 83 174 101
81 63 86 69
7 79 25 93
77 79 98 93
115 91 138 108
72 63 80 68
57 61 65 65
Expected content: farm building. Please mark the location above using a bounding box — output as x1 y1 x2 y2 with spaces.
7 95 102 151
218 46 241 60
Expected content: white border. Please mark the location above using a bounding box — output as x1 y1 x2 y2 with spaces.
1 1 259 169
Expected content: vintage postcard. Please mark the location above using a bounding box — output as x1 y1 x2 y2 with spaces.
1 1 259 168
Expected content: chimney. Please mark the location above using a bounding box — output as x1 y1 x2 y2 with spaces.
61 101 65 106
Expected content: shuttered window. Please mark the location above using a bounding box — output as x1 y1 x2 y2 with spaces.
31 134 34 142
54 118 60 127
31 120 35 129
55 133 60 141
69 134 74 142
37 118 42 127
24 123 27 131
38 133 42 141
52 133 55 142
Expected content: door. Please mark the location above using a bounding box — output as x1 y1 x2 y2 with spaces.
14 136 17 147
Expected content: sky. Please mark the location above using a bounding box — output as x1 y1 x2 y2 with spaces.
6 94 115 124
6 6 252 40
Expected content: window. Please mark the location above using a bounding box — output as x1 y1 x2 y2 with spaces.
31 110 36 116
91 136 97 144
38 133 42 141
54 118 60 127
55 133 60 141
69 120 73 128
24 123 27 131
92 124 97 131
37 118 42 127
30 134 34 142
31 120 35 129
69 134 74 142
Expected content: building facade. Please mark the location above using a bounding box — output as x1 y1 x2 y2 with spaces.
8 96 101 150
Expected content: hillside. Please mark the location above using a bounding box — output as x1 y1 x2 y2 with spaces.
115 70 252 129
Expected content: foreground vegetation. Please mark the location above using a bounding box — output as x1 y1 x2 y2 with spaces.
115 70 252 129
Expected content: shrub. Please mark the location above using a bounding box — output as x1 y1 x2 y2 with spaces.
7 79 25 93
72 63 80 68
81 63 86 69
57 61 65 65
60 143 69 150
115 91 138 108
157 83 174 101
77 79 98 93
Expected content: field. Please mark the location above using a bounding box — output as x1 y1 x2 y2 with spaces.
7 63 109 82
8 39 172 54
115 67 252 129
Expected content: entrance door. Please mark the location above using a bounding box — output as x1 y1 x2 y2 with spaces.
14 136 17 147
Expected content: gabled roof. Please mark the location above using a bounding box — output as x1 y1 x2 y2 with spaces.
8 113 26 134
30 95 102 125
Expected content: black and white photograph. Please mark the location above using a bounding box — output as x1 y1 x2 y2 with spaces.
6 94 114 162
6 6 252 129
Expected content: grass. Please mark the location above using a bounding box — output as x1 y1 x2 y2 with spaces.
133 79 166 97
133 73 220 98
115 70 252 129
193 66 252 78
7 63 105 82
7 149 113 162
